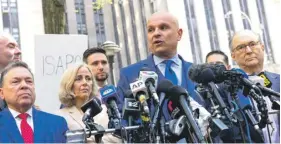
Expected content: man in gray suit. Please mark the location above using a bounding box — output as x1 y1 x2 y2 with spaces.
0 32 21 111
231 29 280 143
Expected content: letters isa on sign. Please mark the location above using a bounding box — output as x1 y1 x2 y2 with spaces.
34 34 88 113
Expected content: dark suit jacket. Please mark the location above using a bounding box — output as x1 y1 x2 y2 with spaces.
0 99 5 111
117 54 204 121
0 107 68 143
265 71 280 93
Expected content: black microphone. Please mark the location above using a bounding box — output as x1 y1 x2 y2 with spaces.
151 80 174 135
100 85 122 119
256 85 280 98
243 104 259 130
139 67 159 104
234 69 280 98
188 63 226 84
188 64 262 93
248 75 279 111
168 85 206 143
81 97 103 122
81 97 105 141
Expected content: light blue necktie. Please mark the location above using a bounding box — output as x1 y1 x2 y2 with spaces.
164 60 178 85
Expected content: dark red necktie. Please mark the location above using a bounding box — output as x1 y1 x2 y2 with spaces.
18 113 34 143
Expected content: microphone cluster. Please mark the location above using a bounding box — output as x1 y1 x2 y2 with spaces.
121 67 207 143
188 63 280 142
67 64 279 143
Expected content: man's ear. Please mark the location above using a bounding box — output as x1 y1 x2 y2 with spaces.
0 88 4 100
177 28 183 41
231 52 235 60
261 43 265 51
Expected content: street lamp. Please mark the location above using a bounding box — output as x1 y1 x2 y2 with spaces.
224 11 257 32
101 41 121 85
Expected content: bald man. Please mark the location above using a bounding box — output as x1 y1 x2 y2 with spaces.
231 30 280 143
0 32 21 72
0 32 21 111
117 12 210 143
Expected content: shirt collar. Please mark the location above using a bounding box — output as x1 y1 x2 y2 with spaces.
153 54 181 66
9 107 33 119
246 71 263 76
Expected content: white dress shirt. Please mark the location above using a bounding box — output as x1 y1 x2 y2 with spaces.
9 107 34 134
153 54 182 85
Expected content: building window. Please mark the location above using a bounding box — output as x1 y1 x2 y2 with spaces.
75 0 87 34
221 0 235 42
128 0 140 61
1 0 20 46
149 0 154 14
2 13 10 27
93 3 106 47
184 0 202 64
64 12 69 34
203 0 220 51
256 0 274 63
239 0 251 29
139 0 149 55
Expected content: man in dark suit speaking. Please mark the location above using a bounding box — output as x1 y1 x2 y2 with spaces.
0 62 68 143
117 11 210 137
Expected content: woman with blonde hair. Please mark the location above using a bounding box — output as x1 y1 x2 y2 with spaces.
56 64 121 143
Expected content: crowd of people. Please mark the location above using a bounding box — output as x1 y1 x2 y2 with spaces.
0 11 279 143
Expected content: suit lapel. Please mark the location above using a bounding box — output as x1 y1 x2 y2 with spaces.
1 108 23 143
142 55 165 83
265 71 280 92
33 108 45 143
67 106 85 128
142 55 169 120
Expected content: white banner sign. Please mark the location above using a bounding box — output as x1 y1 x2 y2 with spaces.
34 34 88 113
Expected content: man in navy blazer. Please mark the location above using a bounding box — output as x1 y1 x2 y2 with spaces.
231 29 280 143
117 12 210 138
0 61 68 143
0 32 21 111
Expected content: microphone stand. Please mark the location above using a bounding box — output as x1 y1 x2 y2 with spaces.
208 82 236 122
179 96 206 143
226 79 247 143
248 88 273 143
197 83 231 141
107 108 124 142
160 116 166 143
83 118 105 143
151 93 167 143
127 116 133 143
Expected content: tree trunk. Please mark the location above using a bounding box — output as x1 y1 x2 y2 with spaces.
42 0 65 34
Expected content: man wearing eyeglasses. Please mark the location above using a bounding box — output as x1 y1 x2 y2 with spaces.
231 30 264 75
231 30 280 143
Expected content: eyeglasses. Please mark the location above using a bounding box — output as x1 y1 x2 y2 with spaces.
233 41 260 52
